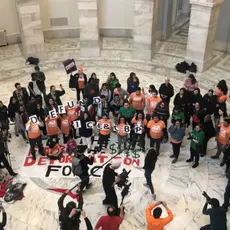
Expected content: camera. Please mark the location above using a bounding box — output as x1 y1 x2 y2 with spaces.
116 169 131 188
202 191 211 203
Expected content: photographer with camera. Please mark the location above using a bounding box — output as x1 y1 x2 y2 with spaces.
58 189 92 230
95 204 125 230
102 159 122 211
145 201 173 230
201 192 227 230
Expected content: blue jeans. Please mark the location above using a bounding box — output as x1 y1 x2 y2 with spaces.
144 168 154 194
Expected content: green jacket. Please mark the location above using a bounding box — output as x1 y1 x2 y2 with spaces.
190 129 205 150
107 78 119 92
172 111 185 123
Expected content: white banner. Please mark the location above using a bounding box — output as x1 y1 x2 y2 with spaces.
21 145 144 178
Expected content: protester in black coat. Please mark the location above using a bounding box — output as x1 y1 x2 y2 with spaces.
191 88 203 107
8 97 19 121
159 78 174 105
46 85 65 105
203 90 217 115
13 83 29 106
33 65 46 95
84 78 99 104
26 96 38 116
191 102 205 129
202 115 216 156
0 132 17 176
0 102 8 130
73 145 94 191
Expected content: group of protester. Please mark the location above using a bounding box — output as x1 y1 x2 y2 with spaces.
0 65 229 230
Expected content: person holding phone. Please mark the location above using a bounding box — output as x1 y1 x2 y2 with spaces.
0 203 7 230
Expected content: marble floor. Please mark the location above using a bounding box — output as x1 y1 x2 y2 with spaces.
0 35 230 230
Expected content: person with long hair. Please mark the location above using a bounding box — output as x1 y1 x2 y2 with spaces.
100 83 112 102
131 111 147 152
136 148 158 199
127 72 139 94
107 72 119 94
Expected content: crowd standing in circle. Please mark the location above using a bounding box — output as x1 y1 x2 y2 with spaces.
0 65 229 230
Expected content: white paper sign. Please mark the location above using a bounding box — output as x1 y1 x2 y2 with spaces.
73 120 82 129
49 109 57 119
58 105 66 114
29 115 38 124
93 97 101 104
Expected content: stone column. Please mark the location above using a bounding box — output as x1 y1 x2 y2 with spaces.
77 0 100 57
185 0 224 72
15 0 46 60
132 0 158 60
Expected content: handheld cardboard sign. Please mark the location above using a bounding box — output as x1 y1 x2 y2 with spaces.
93 97 101 104
58 105 66 114
134 126 142 134
29 115 38 124
49 109 58 119
73 120 81 129
62 58 77 74
67 101 74 109
123 125 131 133
86 121 93 129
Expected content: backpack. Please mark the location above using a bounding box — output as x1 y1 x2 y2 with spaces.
26 57 39 65
72 155 85 176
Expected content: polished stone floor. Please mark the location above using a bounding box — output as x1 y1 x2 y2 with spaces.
0 34 230 230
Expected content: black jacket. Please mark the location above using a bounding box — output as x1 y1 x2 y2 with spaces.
79 155 94 176
155 106 170 122
84 82 99 101
26 101 37 116
159 83 174 102
203 94 217 115
192 108 205 124
0 106 8 122
13 88 29 106
78 118 93 137
173 93 187 110
58 193 92 230
202 118 216 140
191 93 203 106
102 164 117 191
143 151 157 171
36 108 45 122
69 73 87 89
8 97 19 120
0 212 6 230
202 203 227 230
46 90 65 105
32 71 46 92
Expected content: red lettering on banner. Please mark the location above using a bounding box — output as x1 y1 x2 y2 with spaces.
59 156 65 163
23 157 36 166
132 159 140 166
124 157 132 166
65 155 73 163
49 159 55 165
97 155 108 163
37 157 47 166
